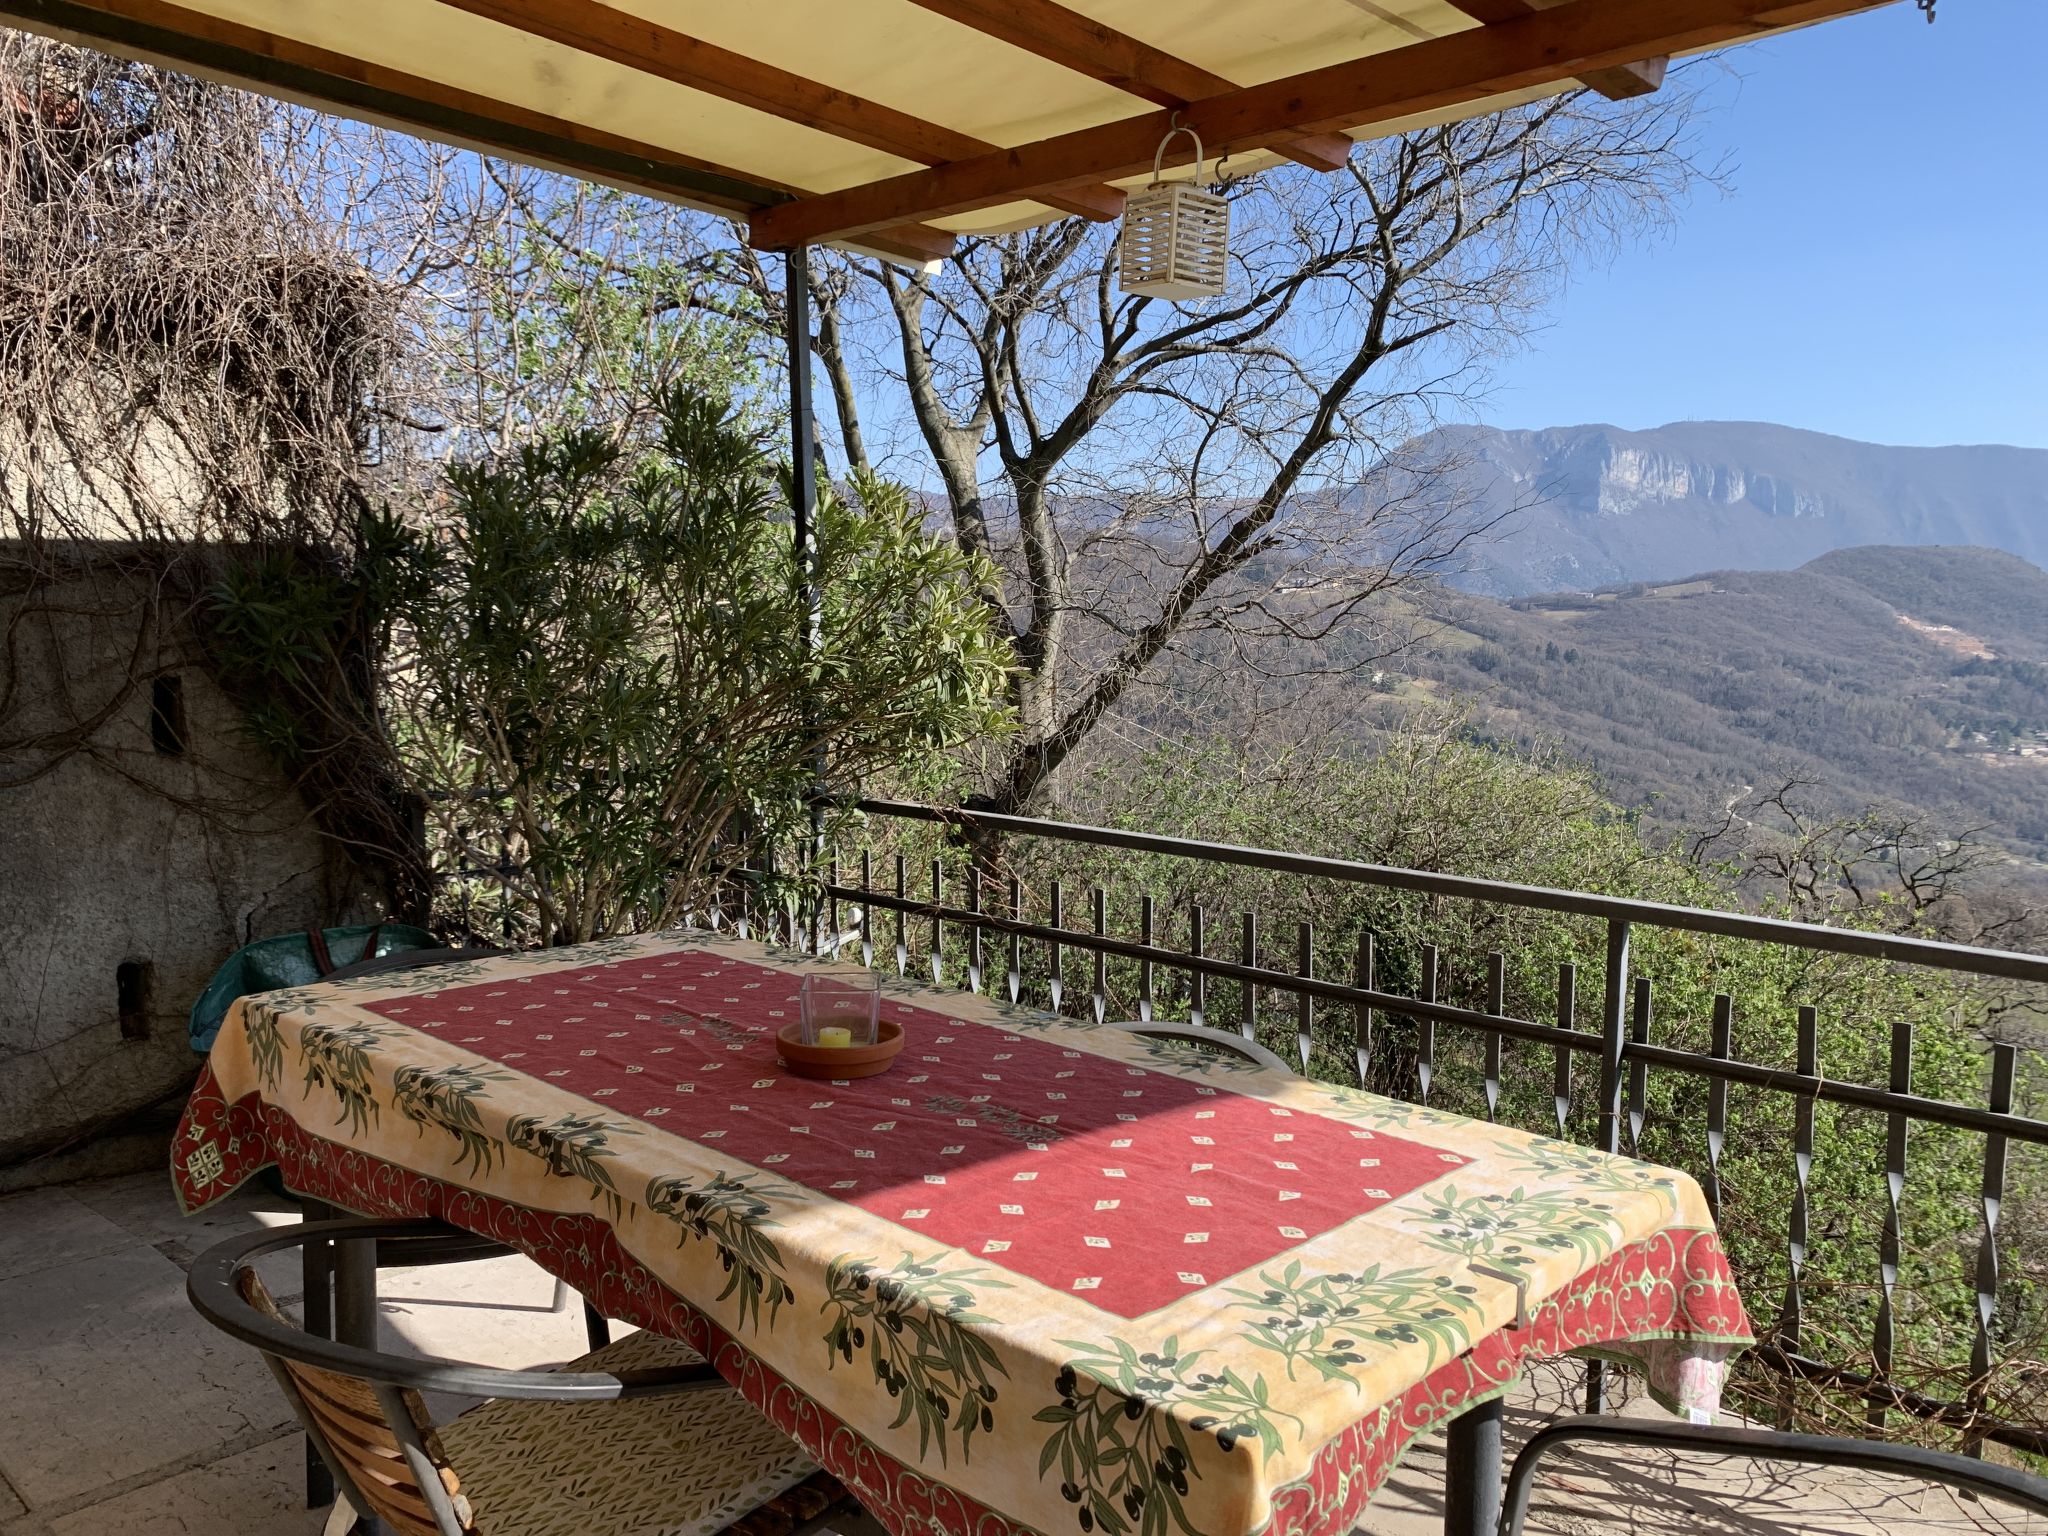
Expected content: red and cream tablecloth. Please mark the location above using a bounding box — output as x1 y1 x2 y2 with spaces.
174 931 1749 1536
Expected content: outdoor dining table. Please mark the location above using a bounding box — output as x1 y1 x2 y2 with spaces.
173 930 1751 1536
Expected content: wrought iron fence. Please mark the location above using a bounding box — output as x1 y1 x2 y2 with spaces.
779 797 2048 1455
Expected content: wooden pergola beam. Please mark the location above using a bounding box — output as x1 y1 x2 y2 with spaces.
431 0 1124 222
750 0 1888 250
0 0 959 262
905 0 1354 171
1443 0 1669 98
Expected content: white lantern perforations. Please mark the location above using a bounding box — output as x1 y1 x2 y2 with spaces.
1116 123 1229 301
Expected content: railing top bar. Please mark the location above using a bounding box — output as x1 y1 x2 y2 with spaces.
848 798 2048 986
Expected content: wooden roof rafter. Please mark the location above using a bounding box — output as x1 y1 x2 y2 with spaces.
1442 0 1670 98
903 0 1356 171
748 0 1892 250
429 0 1129 224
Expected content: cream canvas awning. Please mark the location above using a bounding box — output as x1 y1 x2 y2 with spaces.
5 0 1894 263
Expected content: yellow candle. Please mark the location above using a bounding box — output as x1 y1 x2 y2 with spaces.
816 1026 853 1048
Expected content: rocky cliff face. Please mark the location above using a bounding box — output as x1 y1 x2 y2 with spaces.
1410 421 2048 596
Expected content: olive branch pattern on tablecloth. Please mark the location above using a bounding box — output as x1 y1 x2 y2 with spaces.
823 1253 1010 1466
505 1111 637 1216
393 1060 513 1176
297 1018 387 1136
645 1170 800 1332
1404 1183 1634 1273
1497 1136 1684 1205
1036 1338 1300 1536
1225 1258 1487 1384
245 1004 286 1091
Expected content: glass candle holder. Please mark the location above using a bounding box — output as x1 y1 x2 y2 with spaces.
800 970 881 1047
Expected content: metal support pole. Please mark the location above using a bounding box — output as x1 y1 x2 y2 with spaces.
1443 1396 1504 1536
301 1200 335 1509
330 1214 383 1533
787 246 825 952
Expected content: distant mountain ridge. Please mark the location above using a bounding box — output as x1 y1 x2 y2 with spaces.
1417 421 2048 596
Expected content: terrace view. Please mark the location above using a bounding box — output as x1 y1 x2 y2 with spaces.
1 1 2045 1535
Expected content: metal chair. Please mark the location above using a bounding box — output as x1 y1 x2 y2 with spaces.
1108 1018 1298 1075
190 1218 881 1536
1500 1414 2048 1533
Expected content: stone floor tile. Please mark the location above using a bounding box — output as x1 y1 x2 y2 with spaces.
45 1434 325 1536
0 1188 135 1283
67 1167 303 1272
0 1244 295 1508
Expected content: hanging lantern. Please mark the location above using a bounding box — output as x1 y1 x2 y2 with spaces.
1116 122 1228 301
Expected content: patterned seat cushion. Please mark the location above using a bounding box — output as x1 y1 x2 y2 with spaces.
435 1329 822 1536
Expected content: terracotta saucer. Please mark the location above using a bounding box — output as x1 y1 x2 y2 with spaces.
776 1019 905 1079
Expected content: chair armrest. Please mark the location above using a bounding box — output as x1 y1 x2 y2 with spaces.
189 1218 729 1403
1108 1020 1296 1075
1501 1414 2048 1533
599 1362 731 1399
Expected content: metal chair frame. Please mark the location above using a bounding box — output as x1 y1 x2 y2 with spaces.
1499 1414 2048 1533
190 1218 811 1536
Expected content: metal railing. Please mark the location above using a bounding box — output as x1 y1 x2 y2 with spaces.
782 797 2048 1454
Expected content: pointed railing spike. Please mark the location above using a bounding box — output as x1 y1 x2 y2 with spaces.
966 865 984 994
1296 922 1315 1072
1048 880 1065 1011
929 857 944 987
1240 912 1258 1043
1627 976 1652 1154
1705 994 1732 1224
1417 943 1439 1105
1092 887 1108 1027
827 851 841 958
1007 875 1023 1004
1354 932 1376 1091
892 854 908 976
1553 962 1577 1139
859 849 874 969
1484 950 1505 1122
1140 895 1156 1023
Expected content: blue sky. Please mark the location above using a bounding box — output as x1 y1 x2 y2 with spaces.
1477 0 2048 449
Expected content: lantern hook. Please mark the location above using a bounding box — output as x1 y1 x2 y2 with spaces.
1151 116 1209 190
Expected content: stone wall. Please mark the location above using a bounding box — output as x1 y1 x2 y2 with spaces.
0 554 372 1169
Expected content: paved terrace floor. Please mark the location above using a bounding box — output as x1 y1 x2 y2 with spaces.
1 1169 2041 1536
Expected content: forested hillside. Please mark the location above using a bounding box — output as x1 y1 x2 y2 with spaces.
1393 545 2048 858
